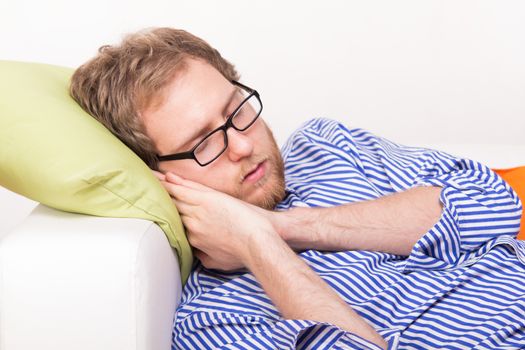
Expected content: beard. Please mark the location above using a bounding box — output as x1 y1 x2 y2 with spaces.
256 144 285 210
239 126 286 210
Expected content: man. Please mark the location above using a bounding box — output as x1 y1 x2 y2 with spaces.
70 28 524 349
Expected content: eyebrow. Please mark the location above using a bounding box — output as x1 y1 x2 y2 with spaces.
178 88 238 151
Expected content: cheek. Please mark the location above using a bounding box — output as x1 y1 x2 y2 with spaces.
248 122 271 149
261 126 279 153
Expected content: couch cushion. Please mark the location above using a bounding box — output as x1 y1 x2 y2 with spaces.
0 60 192 282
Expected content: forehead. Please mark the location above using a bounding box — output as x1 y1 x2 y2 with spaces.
153 58 232 117
141 58 235 154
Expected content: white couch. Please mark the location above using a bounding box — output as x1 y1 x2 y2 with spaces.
0 204 182 350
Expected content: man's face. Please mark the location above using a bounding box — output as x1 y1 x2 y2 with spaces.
141 58 285 209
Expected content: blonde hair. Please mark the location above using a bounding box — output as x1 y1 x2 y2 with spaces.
70 27 239 169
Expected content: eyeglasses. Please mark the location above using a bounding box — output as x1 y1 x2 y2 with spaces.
156 81 263 167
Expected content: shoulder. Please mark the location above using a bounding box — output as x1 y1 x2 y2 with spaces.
280 117 372 155
289 117 352 138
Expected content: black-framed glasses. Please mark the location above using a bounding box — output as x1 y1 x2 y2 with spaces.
156 81 263 167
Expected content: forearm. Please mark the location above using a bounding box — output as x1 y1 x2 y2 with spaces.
242 230 386 349
280 186 443 255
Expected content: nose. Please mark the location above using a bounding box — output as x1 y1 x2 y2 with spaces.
226 128 254 162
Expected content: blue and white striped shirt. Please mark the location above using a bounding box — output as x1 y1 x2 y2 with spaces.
172 118 524 349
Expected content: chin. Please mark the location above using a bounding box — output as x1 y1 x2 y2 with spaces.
242 125 286 209
249 173 286 210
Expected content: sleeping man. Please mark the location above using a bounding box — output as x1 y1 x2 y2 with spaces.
70 28 524 349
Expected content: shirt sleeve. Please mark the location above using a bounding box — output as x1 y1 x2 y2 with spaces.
309 118 523 271
172 310 400 349
404 157 523 271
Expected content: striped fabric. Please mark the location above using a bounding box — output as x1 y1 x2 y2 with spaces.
172 118 524 349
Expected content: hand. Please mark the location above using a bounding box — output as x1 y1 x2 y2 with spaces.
157 172 279 271
153 170 321 252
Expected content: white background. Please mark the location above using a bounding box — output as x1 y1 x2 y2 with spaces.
1 0 524 233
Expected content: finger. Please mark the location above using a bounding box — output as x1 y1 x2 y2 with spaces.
179 215 200 236
172 199 196 216
185 228 199 247
152 170 166 181
160 180 202 205
165 172 213 192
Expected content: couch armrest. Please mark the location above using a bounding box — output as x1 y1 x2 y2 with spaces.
0 204 181 350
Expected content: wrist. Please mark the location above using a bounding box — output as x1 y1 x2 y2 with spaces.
279 207 324 250
242 227 293 270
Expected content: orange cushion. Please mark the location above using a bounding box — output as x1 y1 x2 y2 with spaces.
493 167 525 240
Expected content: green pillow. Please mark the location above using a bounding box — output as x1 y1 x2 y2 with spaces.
0 60 192 283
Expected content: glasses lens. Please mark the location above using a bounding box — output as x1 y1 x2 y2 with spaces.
194 129 227 165
231 94 262 131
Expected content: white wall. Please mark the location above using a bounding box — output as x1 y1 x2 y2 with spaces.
1 0 524 232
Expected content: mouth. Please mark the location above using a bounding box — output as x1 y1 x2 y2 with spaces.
242 160 267 183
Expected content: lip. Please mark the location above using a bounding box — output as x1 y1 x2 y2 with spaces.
242 161 266 183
